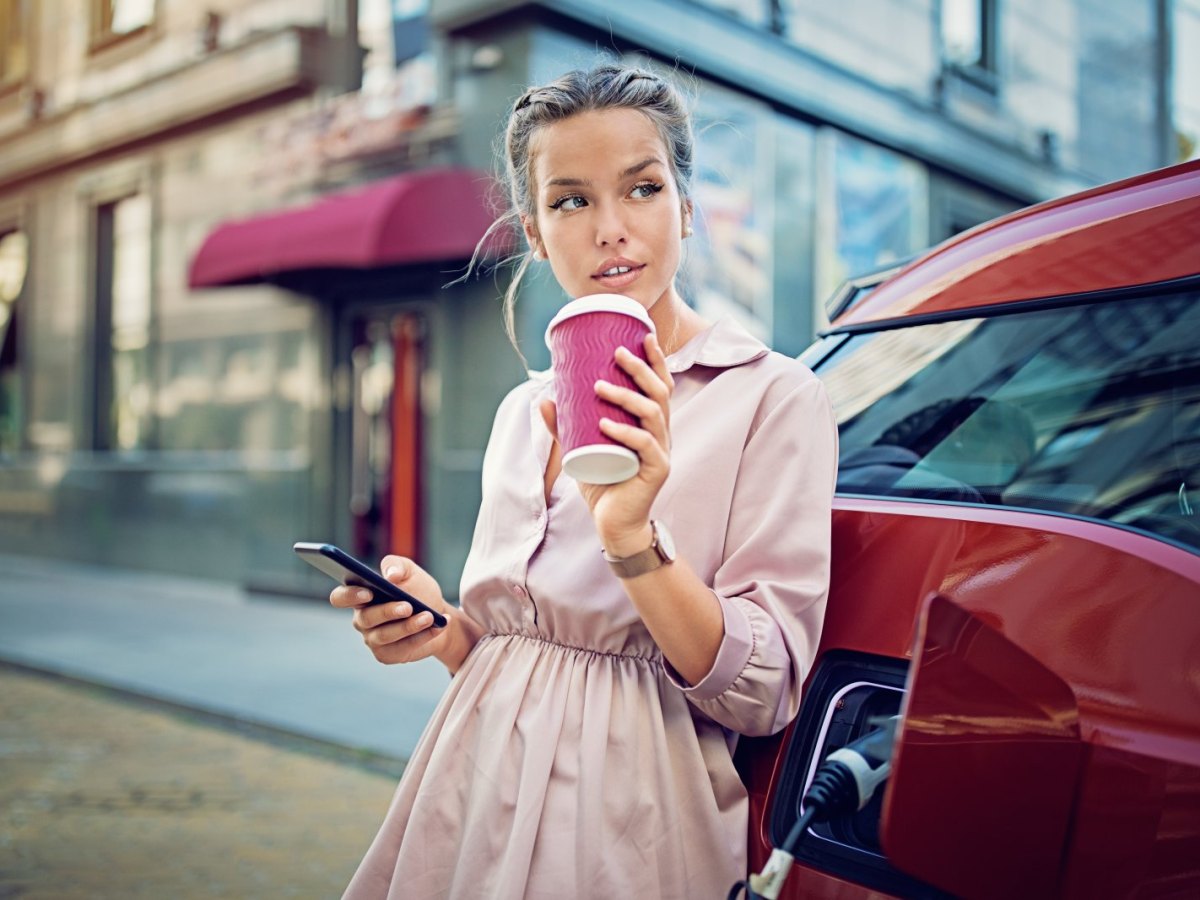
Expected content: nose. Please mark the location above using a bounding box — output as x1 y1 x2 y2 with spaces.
594 201 628 247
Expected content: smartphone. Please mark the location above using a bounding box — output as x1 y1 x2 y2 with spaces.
293 542 448 628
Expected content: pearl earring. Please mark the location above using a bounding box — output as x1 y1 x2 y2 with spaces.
682 224 694 237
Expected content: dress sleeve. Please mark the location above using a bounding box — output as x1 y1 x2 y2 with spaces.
663 374 838 736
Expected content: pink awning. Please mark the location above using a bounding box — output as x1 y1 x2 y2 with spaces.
188 167 508 288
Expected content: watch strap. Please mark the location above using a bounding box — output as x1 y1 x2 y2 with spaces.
603 521 674 579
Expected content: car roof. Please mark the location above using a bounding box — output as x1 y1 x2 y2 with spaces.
832 159 1200 329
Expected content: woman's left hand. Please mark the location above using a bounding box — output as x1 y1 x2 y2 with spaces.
540 332 675 552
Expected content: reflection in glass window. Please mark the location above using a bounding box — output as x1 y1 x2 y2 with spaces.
681 84 775 340
820 290 1200 552
0 229 27 454
96 194 153 451
816 130 928 305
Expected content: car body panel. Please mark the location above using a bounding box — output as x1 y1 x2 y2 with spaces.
743 497 1200 898
835 160 1200 329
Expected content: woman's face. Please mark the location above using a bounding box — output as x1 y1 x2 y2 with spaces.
524 108 690 311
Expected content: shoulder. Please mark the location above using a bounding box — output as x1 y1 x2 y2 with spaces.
735 351 829 421
494 372 546 417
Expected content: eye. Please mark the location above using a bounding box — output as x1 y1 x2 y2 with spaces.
630 182 664 199
549 194 586 212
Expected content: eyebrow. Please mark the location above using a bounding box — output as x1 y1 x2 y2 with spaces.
543 157 665 188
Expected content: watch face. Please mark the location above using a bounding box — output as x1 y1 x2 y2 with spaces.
655 521 677 561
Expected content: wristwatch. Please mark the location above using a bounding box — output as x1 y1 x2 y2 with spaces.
602 520 677 579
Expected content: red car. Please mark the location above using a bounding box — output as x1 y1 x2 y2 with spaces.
736 160 1200 899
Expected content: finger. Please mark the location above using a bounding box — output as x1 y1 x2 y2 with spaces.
330 584 374 609
595 379 664 422
380 555 411 583
614 345 671 404
599 417 669 470
644 333 675 394
363 610 439 649
539 399 558 442
353 600 415 633
371 627 442 664
595 380 667 444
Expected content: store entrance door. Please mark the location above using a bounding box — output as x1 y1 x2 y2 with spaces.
346 308 424 565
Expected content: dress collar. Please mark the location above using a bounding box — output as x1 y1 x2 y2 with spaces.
665 315 769 374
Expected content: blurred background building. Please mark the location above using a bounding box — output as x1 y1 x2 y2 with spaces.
0 0 1196 597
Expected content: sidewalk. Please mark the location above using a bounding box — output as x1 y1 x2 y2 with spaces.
1 665 396 899
0 552 450 764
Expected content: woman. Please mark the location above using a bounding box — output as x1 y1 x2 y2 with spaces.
332 63 838 899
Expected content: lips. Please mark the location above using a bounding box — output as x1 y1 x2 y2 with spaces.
592 257 645 289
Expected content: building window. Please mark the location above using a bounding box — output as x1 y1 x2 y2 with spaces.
0 228 26 454
1175 0 1200 161
94 194 153 451
91 0 154 46
941 0 998 87
0 0 29 88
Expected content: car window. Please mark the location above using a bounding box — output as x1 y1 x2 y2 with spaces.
819 288 1200 552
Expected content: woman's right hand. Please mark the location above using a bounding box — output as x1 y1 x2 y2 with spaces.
329 554 469 667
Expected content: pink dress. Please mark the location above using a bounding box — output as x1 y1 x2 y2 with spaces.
344 317 838 900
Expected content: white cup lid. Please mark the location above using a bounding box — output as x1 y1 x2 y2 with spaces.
545 293 655 347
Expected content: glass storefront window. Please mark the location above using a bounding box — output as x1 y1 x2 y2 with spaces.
815 130 928 315
683 84 776 340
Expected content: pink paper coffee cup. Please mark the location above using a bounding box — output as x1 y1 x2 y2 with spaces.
545 294 655 484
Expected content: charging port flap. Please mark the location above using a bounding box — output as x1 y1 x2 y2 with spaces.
883 594 1084 900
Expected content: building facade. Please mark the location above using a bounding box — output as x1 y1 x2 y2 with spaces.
0 0 1188 597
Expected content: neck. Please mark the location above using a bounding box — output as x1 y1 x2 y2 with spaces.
649 285 708 356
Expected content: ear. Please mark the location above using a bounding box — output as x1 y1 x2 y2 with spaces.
681 198 694 238
521 215 545 260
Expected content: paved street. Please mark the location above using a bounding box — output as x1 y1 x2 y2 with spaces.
0 552 454 898
0 664 394 899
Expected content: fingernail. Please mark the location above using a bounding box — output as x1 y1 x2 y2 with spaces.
417 613 433 627
356 589 371 602
385 566 400 579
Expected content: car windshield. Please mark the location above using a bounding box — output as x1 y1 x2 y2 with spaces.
818 287 1200 553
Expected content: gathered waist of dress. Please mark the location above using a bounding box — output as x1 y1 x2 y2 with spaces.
480 630 663 664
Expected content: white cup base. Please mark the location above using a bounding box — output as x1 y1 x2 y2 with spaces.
562 444 639 485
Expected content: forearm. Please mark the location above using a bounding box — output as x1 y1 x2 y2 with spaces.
603 524 724 686
434 606 486 676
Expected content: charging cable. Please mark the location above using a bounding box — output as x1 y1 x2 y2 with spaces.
727 715 902 900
